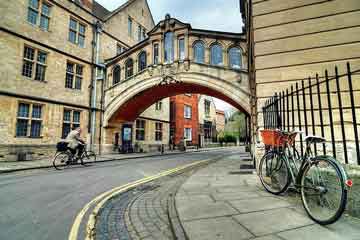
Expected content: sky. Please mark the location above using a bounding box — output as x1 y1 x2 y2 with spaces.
96 0 243 111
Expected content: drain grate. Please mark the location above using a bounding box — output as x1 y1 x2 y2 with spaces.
242 158 252 162
240 164 255 170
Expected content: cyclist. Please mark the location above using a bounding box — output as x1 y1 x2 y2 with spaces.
65 127 85 159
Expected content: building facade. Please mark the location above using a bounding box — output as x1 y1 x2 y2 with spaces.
0 0 161 161
216 110 226 138
170 94 199 146
198 95 218 146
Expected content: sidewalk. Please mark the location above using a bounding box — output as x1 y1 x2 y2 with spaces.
0 146 231 173
175 153 360 240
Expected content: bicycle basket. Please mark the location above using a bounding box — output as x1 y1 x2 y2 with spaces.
56 142 68 152
260 129 285 147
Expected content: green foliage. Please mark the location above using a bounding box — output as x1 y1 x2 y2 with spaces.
219 134 237 143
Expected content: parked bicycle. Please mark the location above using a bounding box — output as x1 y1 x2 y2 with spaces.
53 142 96 170
259 129 353 225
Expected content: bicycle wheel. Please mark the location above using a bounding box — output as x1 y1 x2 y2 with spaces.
53 152 70 170
259 150 291 195
81 150 96 165
300 157 347 225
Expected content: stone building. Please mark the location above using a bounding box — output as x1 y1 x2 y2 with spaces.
216 109 226 138
241 0 360 164
198 95 218 145
170 94 199 147
0 0 163 160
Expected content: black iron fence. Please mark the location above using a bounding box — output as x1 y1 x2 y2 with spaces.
262 62 360 165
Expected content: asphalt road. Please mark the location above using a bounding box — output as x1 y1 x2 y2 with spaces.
0 149 235 240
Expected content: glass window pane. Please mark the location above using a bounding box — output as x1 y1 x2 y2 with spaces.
194 42 205 64
63 110 71 122
40 16 49 30
18 103 30 117
65 73 73 88
211 44 223 66
69 19 77 30
78 35 85 47
62 123 71 139
27 8 38 25
179 38 185 61
164 32 174 63
37 51 47 63
24 47 35 60
29 0 39 9
153 44 159 64
138 25 141 41
128 18 132 36
30 120 41 137
41 3 50 16
79 24 85 34
75 76 82 90
32 105 42 118
22 61 33 77
73 111 80 123
125 59 133 78
138 52 147 71
229 47 242 69
16 119 28 137
67 62 74 73
69 30 77 43
35 64 46 81
76 65 83 75
113 66 121 85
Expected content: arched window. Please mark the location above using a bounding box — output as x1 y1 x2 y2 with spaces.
193 41 205 64
112 65 121 85
210 44 223 66
125 59 133 78
229 47 242 69
164 32 174 63
138 51 147 71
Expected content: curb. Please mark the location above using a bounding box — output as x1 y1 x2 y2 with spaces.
0 147 225 174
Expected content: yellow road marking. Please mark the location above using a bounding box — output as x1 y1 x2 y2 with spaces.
68 160 210 240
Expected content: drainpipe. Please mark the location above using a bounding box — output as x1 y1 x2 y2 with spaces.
89 21 102 151
99 66 106 155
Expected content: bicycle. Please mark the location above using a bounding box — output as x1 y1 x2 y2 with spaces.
53 143 96 170
258 129 353 225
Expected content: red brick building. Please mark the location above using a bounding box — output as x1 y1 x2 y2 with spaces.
170 94 199 146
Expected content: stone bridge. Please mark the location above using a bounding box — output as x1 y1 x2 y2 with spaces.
103 15 250 140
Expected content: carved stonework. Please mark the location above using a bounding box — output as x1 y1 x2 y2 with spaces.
158 75 181 86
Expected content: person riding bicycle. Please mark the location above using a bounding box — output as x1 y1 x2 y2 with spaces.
65 127 85 159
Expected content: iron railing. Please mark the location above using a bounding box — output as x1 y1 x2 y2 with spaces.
262 62 360 165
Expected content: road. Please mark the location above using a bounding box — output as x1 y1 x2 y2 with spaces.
0 148 234 240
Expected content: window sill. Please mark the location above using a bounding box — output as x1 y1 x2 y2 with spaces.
15 136 44 139
23 76 48 83
26 21 51 33
65 87 82 92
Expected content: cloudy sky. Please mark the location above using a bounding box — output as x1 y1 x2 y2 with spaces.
96 0 242 111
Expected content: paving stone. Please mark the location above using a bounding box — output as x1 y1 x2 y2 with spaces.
252 235 283 240
183 217 254 240
177 199 239 221
277 224 350 240
229 196 292 213
233 208 314 236
211 191 261 201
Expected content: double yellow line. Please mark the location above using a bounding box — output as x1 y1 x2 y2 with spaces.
68 160 210 240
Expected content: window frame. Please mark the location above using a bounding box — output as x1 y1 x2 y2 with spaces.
16 102 44 138
155 101 162 111
65 61 83 90
153 43 159 65
164 31 174 64
184 128 192 141
204 100 211 117
125 58 134 79
155 122 163 141
178 37 185 61
27 0 52 31
22 45 48 82
112 65 121 85
138 51 147 72
135 119 145 141
68 18 86 48
184 105 192 119
210 43 224 66
193 41 205 64
128 17 133 37
228 47 242 70
61 109 81 139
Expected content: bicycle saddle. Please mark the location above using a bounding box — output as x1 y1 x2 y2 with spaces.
304 135 326 143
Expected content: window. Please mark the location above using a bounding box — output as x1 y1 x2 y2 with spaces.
184 105 192 119
16 103 43 138
155 101 162 111
205 100 211 117
211 44 223 66
184 128 192 141
138 25 142 42
22 46 47 81
112 65 121 85
128 17 132 37
185 93 192 97
229 47 242 69
27 0 51 30
155 122 163 141
65 62 83 90
68 18 86 47
179 38 185 61
164 32 174 63
153 43 159 65
136 119 145 141
125 59 134 78
193 41 205 64
142 29 146 40
62 109 80 138
117 44 122 55
138 51 147 72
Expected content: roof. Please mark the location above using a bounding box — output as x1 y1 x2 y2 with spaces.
92 0 111 19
